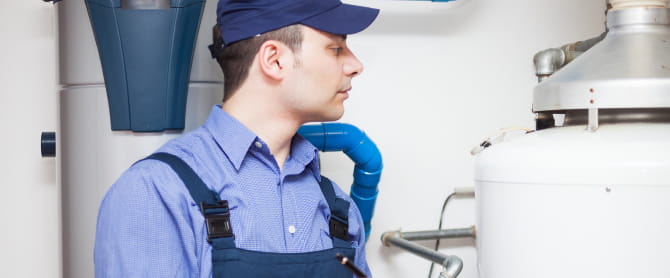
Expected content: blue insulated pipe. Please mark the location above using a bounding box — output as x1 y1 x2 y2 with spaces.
298 123 383 240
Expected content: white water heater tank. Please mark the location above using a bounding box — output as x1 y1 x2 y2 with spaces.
475 123 670 277
475 5 670 278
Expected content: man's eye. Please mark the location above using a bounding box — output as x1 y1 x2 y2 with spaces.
331 47 343 55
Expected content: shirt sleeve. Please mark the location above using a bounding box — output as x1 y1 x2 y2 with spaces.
94 161 201 278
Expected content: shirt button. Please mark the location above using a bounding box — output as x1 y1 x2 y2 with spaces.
254 141 262 148
288 225 296 234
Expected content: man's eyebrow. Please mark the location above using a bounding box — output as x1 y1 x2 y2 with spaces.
327 33 347 42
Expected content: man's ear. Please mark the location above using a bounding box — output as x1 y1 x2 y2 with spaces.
257 40 288 80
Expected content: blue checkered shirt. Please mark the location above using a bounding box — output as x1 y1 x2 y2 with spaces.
94 105 370 277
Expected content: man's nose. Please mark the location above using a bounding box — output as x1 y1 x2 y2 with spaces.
344 51 364 77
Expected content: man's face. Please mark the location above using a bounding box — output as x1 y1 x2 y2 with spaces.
281 26 364 123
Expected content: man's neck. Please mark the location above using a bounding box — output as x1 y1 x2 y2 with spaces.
221 96 301 170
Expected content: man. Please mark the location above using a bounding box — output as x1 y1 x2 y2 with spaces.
94 0 379 277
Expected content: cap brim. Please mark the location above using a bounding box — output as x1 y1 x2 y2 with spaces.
300 3 380 35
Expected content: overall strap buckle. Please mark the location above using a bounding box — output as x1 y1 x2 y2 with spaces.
329 213 350 242
200 200 234 243
319 176 351 243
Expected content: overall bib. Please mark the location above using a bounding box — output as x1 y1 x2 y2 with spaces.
146 152 357 278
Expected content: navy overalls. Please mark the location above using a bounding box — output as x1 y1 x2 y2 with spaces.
146 152 358 277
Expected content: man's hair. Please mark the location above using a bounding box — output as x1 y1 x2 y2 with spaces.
212 24 304 101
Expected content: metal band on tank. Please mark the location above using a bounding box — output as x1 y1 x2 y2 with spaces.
121 0 170 9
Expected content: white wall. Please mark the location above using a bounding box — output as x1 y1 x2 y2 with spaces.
0 1 60 277
0 0 604 277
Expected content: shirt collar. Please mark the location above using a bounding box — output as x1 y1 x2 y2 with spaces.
204 105 258 170
203 105 321 180
289 134 322 181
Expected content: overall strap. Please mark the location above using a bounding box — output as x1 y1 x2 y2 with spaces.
143 152 235 248
318 176 351 248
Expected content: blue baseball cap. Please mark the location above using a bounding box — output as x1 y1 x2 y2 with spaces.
216 0 380 46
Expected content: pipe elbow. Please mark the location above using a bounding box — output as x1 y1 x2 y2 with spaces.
299 123 383 173
298 122 384 239
327 122 364 151
532 48 566 81
380 230 400 247
333 123 382 173
442 255 464 278
298 122 363 151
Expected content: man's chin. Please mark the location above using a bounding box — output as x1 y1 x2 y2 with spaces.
312 109 345 123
